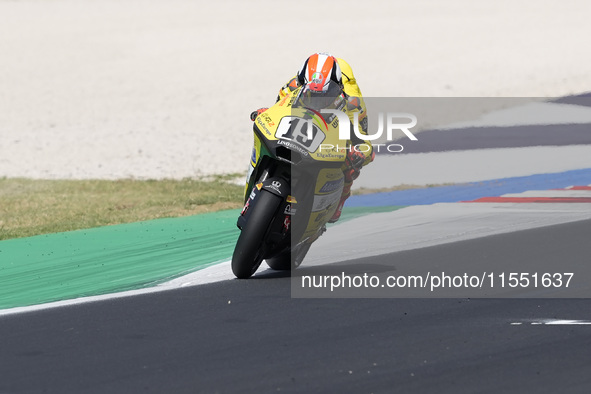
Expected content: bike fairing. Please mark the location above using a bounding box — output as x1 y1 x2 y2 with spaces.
277 57 374 167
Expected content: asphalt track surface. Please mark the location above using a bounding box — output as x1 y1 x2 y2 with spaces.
2 219 591 393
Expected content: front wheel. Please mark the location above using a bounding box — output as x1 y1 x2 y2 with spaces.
232 190 282 279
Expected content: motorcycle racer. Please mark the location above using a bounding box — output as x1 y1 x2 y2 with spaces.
251 53 374 223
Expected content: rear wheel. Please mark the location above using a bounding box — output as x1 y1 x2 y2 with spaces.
266 242 312 271
266 250 291 271
232 190 282 279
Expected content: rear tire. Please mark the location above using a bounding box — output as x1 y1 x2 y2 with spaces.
266 250 292 271
232 190 282 279
266 242 312 271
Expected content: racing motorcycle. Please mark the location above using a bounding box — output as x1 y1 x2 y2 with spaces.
232 81 349 279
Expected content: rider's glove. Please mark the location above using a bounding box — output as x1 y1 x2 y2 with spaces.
345 149 365 182
250 107 268 121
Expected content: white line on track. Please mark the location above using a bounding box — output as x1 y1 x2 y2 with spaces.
511 319 591 325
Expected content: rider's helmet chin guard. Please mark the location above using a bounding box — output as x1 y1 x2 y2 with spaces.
297 53 343 91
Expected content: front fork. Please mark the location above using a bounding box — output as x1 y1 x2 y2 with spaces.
237 175 293 259
237 175 290 230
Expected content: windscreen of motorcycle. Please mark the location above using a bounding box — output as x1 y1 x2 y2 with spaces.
294 81 346 112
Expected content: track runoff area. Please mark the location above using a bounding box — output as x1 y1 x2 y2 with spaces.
1 94 591 393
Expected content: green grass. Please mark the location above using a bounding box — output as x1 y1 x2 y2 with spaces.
0 177 244 240
0 176 439 241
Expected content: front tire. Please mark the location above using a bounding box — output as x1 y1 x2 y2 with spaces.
232 190 282 279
